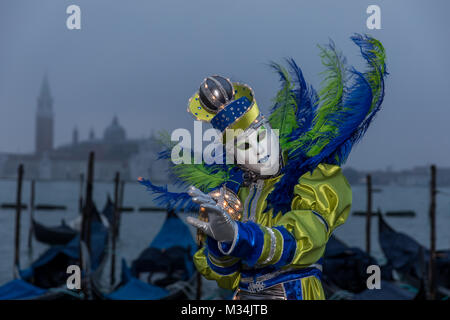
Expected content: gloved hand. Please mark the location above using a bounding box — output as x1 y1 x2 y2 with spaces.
186 186 237 243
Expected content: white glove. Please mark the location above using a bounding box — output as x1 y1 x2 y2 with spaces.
186 186 237 243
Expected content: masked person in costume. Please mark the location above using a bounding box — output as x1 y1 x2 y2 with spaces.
139 34 387 300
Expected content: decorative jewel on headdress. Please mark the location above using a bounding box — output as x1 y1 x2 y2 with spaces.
187 75 260 141
198 75 235 113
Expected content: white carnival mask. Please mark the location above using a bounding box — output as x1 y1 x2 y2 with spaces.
226 121 280 176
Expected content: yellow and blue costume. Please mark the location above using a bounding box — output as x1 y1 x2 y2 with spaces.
139 34 387 300
194 164 351 299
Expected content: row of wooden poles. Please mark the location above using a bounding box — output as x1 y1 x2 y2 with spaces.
12 152 124 298
364 164 438 300
11 152 204 299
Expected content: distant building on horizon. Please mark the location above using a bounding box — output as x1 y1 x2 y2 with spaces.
35 74 54 155
342 165 450 187
0 76 169 182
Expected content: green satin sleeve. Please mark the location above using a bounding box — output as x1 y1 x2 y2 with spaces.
193 247 241 291
269 163 351 268
290 163 352 236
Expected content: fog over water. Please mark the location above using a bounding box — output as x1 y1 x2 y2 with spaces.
0 0 449 170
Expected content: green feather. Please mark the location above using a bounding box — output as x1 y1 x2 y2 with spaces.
154 130 232 192
171 162 231 192
364 37 386 112
268 64 299 149
287 43 347 157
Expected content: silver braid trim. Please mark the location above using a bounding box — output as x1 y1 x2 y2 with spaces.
208 252 239 265
261 227 277 265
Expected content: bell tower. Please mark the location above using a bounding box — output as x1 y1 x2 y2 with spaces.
35 75 54 155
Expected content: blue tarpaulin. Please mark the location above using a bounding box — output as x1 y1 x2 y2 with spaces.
0 279 47 300
106 212 196 300
107 260 170 300
19 220 108 281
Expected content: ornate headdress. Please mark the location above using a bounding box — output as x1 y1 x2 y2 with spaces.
187 75 261 140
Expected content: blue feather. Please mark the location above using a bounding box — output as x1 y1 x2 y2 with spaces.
285 58 319 135
348 34 388 147
317 68 373 165
267 34 387 215
157 148 171 160
138 177 199 212
268 70 373 214
268 61 290 97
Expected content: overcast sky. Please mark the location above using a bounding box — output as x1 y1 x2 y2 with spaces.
0 0 449 170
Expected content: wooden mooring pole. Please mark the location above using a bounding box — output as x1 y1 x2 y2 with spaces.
27 180 35 251
110 172 120 287
80 152 94 299
117 180 125 238
428 165 437 300
84 152 95 253
366 174 372 255
13 164 24 279
79 173 84 214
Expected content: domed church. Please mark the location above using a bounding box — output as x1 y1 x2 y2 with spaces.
0 76 168 182
103 116 126 143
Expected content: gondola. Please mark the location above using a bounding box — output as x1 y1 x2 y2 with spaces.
322 235 418 300
378 213 450 294
323 235 379 294
0 199 112 300
32 219 77 246
32 197 113 246
96 210 197 300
